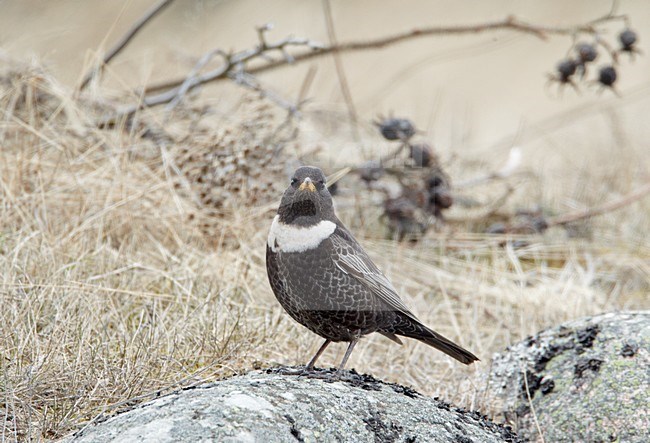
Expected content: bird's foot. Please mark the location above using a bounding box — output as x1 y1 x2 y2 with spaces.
298 367 364 383
267 365 365 383
266 365 307 376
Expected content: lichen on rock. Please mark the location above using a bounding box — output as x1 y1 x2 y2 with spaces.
485 311 650 443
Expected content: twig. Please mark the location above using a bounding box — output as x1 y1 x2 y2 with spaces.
78 0 175 91
322 0 359 139
326 166 352 188
267 66 318 147
523 369 547 443
297 65 318 104
165 49 227 113
546 181 650 227
381 141 411 166
230 24 305 114
230 71 300 114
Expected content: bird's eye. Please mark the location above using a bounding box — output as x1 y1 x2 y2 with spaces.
318 180 325 185
290 178 298 185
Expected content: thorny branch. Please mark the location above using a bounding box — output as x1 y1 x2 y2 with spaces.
101 25 324 124
99 10 629 123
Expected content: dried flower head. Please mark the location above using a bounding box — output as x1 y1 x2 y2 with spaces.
619 29 638 52
375 117 416 141
598 65 617 87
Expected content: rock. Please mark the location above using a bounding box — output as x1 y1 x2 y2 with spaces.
485 311 650 443
67 368 521 443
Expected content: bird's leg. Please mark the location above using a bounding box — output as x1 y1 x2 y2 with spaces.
336 339 358 374
275 340 331 377
298 339 362 382
305 339 331 371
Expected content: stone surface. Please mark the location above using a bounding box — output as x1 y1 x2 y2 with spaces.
66 368 520 443
485 311 650 443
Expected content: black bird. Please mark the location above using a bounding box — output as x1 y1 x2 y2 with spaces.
266 166 478 372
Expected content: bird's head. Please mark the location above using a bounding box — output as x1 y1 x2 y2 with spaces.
277 166 335 226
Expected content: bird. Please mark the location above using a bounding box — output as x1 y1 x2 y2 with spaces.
266 166 478 373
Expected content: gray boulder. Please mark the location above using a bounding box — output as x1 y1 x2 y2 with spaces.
67 368 520 442
485 311 649 443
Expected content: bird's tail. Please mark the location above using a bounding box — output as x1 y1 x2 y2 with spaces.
395 318 479 365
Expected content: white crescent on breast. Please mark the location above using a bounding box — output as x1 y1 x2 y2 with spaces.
267 215 337 253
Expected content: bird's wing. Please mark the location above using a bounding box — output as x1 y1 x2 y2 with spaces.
330 224 419 321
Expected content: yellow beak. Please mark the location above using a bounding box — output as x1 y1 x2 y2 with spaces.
299 178 316 192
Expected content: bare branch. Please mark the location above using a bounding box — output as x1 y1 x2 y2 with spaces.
78 0 175 91
547 182 650 227
99 30 321 125
165 49 227 113
143 13 626 96
99 11 628 124
230 71 300 115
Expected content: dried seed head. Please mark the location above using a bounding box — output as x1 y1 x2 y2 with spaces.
619 29 638 52
375 118 416 141
576 43 598 63
358 161 384 183
557 59 578 82
598 66 617 87
425 174 445 190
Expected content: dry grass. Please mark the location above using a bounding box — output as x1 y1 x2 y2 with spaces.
0 55 648 441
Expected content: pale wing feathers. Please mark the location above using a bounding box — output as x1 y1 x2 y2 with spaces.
330 229 419 321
